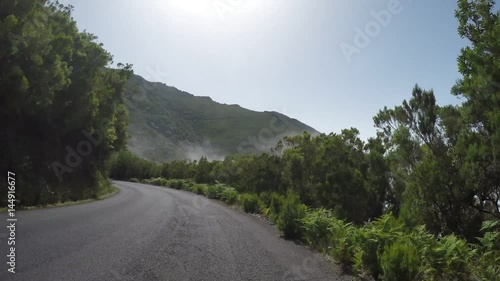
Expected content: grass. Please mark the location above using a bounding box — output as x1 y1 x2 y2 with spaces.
0 185 120 212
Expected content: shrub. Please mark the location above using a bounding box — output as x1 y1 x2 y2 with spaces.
259 191 272 206
352 214 405 279
38 184 60 205
430 234 476 280
206 185 218 199
327 219 358 269
220 187 238 205
180 179 195 191
239 193 260 213
276 190 307 239
405 225 439 280
213 184 227 198
269 192 285 222
258 191 272 214
168 179 183 189
474 220 500 281
145 177 168 186
193 184 206 195
379 238 420 281
300 208 335 252
129 177 140 183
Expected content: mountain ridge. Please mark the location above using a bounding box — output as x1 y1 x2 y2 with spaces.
124 74 319 162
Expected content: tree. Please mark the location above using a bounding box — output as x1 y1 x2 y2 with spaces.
194 156 213 183
0 0 132 206
452 0 500 221
374 83 493 238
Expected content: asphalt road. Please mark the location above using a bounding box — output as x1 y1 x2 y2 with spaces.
0 181 351 281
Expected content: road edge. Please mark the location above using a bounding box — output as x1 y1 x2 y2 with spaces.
0 183 120 212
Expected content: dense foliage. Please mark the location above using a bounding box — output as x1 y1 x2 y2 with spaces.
0 0 132 206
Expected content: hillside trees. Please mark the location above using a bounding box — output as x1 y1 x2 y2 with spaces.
0 0 132 206
109 150 160 180
278 130 389 223
194 156 214 183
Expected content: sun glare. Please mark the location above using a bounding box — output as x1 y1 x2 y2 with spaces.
167 0 213 18
141 0 280 36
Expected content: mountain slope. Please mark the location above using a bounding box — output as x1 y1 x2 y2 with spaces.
124 74 318 162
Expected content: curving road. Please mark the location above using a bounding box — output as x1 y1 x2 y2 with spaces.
0 181 350 281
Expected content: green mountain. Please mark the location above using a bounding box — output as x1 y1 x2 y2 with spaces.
124 74 319 162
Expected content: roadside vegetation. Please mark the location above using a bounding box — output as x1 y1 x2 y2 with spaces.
0 185 119 212
1 0 132 207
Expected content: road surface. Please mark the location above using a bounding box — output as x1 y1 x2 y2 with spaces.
0 181 350 281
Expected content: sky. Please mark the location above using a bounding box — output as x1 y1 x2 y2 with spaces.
60 0 470 139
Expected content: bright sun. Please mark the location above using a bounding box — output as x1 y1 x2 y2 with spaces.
145 0 273 32
168 0 213 18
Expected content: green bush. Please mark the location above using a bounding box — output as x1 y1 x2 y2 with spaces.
180 179 195 191
168 179 183 189
220 187 239 204
258 191 272 214
300 208 335 252
194 184 206 195
206 185 218 199
328 219 358 269
259 191 272 206
38 184 60 205
382 226 478 281
405 225 439 280
380 238 420 281
145 177 168 186
276 190 307 239
269 192 285 222
129 177 140 183
430 234 476 280
161 178 169 186
352 214 405 279
474 220 500 281
239 193 260 213
214 184 227 197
